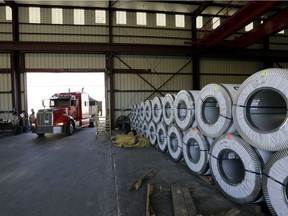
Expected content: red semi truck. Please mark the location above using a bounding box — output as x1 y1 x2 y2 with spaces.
31 91 96 136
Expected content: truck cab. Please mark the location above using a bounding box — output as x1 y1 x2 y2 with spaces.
31 91 95 136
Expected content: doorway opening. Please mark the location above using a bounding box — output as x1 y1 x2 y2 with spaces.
26 72 105 117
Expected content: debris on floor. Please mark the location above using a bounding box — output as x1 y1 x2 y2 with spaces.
129 169 155 190
111 131 151 148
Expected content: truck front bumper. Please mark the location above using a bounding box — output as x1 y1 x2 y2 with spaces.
31 126 64 134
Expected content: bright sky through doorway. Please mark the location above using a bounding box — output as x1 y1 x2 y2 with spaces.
27 73 105 115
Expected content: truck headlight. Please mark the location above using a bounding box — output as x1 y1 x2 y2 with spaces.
56 122 64 126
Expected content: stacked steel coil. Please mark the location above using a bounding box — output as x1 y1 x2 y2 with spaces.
130 68 288 215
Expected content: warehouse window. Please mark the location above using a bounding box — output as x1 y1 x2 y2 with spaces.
95 10 106 24
52 8 63 24
74 9 85 25
175 14 185 28
212 17 220 29
137 12 146 25
196 16 203 29
156 13 166 26
5 6 12 21
116 11 126 24
29 7 41 23
245 22 253 31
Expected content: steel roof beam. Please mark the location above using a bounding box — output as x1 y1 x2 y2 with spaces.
200 1 280 47
234 6 288 48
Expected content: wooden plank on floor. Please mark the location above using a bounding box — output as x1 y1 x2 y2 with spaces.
146 184 156 216
181 187 197 216
171 186 189 216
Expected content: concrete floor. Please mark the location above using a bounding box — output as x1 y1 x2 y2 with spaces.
0 128 269 216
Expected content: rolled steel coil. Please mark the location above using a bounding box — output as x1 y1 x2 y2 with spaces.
144 100 152 122
174 90 199 130
262 149 288 216
162 94 176 126
209 134 271 203
148 121 157 146
141 120 149 138
156 122 168 153
136 120 143 134
233 68 288 151
196 83 239 138
167 125 183 161
139 101 145 122
182 128 210 175
152 96 164 123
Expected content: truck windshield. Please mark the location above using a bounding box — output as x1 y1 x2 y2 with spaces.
50 99 70 107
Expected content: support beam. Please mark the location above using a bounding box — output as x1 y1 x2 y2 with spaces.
199 1 280 47
192 57 200 90
234 6 288 48
1 42 288 61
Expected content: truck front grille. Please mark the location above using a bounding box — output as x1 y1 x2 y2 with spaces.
37 111 53 126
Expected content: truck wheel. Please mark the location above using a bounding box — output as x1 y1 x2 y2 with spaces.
89 117 95 128
37 133 45 136
66 121 74 136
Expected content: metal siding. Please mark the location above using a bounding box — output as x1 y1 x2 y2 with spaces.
0 93 13 119
0 53 11 68
200 75 248 88
25 53 105 69
114 55 192 73
0 73 11 91
199 59 261 88
0 23 12 41
0 6 5 21
200 59 261 74
19 7 29 23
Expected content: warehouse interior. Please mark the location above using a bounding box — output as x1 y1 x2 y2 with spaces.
1 0 288 215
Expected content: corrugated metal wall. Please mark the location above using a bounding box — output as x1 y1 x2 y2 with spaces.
113 55 193 119
25 53 105 69
0 53 12 120
200 59 262 88
0 6 12 41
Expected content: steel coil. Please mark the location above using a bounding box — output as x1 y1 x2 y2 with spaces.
141 120 149 138
262 149 288 216
182 128 210 175
196 83 239 138
233 68 288 151
156 122 168 153
174 90 199 130
152 96 164 123
144 100 152 122
139 101 145 122
162 93 176 126
167 124 183 161
209 134 270 203
148 121 157 146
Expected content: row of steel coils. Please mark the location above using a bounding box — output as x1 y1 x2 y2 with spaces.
130 68 288 216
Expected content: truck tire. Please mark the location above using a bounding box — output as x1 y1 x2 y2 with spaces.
66 121 74 136
89 117 95 128
37 133 45 136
